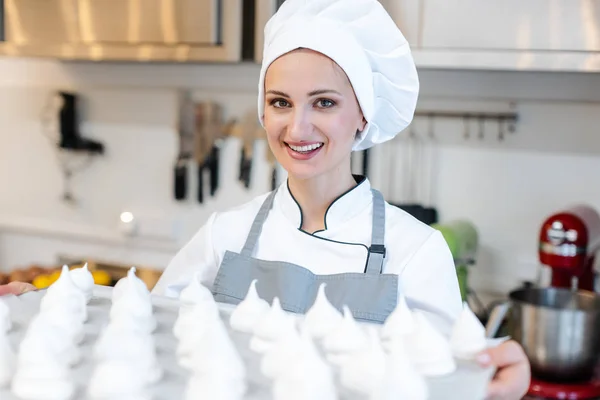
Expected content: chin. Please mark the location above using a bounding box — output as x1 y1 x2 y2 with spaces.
282 163 324 182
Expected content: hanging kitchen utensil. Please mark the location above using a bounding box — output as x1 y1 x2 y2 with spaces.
478 116 485 140
463 115 470 140
497 117 505 141
57 91 104 154
394 123 428 223
389 120 438 225
420 115 439 225
362 149 370 178
238 111 259 189
40 91 100 206
194 102 223 204
266 146 279 191
174 90 195 201
387 133 399 201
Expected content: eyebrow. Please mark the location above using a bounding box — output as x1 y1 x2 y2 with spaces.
265 89 342 97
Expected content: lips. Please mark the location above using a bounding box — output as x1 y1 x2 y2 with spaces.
284 142 324 160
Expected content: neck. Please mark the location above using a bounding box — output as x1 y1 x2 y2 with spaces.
288 168 357 233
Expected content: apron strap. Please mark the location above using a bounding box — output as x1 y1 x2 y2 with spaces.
241 186 386 274
365 189 386 275
240 189 278 257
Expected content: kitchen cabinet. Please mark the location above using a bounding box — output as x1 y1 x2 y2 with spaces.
253 0 600 72
419 0 600 52
0 0 244 62
413 0 600 72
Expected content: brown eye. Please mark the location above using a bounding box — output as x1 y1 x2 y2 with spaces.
316 99 335 108
270 99 290 108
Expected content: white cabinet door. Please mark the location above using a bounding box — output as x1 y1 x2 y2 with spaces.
378 0 421 47
420 0 600 52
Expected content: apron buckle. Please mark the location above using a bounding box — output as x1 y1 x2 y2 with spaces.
369 244 386 258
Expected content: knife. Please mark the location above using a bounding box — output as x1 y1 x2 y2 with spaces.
239 111 259 189
194 102 222 203
265 142 278 190
174 90 195 201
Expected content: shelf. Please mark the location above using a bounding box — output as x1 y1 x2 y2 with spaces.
412 49 600 73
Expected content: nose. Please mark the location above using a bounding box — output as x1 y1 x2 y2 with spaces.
287 107 312 140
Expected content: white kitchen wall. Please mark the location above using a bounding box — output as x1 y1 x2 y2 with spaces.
1 57 600 299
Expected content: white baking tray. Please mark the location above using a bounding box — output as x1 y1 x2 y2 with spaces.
0 286 495 400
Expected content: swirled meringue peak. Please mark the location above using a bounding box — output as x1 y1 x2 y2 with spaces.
303 283 343 339
180 272 215 306
230 279 270 333
112 267 150 303
69 263 94 303
404 311 456 376
450 302 487 360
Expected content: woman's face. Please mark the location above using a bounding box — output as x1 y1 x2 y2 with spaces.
263 49 366 181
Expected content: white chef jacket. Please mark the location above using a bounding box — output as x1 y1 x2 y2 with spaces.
153 177 462 336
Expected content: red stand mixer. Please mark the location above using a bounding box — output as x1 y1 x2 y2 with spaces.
526 205 600 400
539 205 600 292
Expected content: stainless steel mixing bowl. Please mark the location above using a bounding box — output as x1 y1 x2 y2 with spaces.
507 287 600 382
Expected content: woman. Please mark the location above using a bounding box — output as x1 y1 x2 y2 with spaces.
154 0 530 398
2 0 530 398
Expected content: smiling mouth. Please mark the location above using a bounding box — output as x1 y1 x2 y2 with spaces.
285 142 324 154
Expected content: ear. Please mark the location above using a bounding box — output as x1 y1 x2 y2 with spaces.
358 116 367 132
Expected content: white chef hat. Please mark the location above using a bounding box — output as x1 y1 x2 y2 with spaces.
257 0 419 151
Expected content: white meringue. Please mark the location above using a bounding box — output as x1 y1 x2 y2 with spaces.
303 283 343 339
370 338 429 400
261 324 303 379
20 315 82 366
250 297 296 353
88 362 150 399
112 267 150 302
404 311 456 376
273 368 338 400
110 281 156 334
0 298 12 333
37 303 85 345
94 324 162 384
229 279 270 333
0 330 16 387
450 302 488 359
182 320 246 381
11 358 74 400
272 332 337 400
340 327 386 396
180 272 215 306
381 295 413 341
70 263 95 303
184 375 246 400
40 265 87 323
176 314 224 362
174 300 220 340
322 306 367 360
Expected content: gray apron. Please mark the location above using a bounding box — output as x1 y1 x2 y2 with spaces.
212 187 398 323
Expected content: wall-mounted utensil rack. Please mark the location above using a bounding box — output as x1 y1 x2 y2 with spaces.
413 109 519 141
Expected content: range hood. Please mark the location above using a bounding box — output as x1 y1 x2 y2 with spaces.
0 0 245 62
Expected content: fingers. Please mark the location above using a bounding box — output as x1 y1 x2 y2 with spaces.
477 340 527 368
0 282 37 296
477 341 531 400
485 359 531 400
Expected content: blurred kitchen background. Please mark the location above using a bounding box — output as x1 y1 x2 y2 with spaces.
0 1 599 309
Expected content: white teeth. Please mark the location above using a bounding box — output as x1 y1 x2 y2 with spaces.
288 143 323 152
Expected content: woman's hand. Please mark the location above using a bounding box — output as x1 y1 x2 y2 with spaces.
477 340 531 400
0 281 37 296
